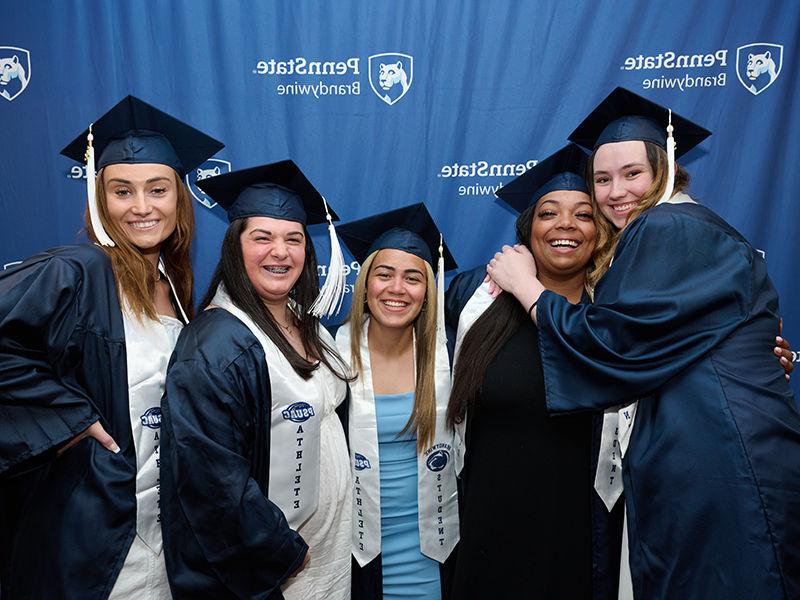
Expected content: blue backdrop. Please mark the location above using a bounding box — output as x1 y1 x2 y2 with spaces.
2 0 798 396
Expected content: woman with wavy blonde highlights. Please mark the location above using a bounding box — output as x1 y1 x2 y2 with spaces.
0 95 222 600
334 203 460 600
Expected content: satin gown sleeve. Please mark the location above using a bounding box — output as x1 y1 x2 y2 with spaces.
0 253 99 475
160 309 308 600
537 205 757 413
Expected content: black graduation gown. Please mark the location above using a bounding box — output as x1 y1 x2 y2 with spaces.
160 307 308 600
444 266 623 600
0 244 138 599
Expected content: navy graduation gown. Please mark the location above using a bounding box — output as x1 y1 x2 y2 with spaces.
537 202 800 599
444 266 623 600
160 307 307 600
0 244 138 599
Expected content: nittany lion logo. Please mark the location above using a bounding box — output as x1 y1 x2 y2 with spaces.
368 53 413 106
736 43 783 96
426 449 450 472
185 158 231 209
0 47 31 102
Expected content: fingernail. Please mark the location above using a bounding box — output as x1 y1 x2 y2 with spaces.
776 336 784 343
112 443 121 454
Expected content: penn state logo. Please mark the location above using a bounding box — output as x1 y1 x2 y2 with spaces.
0 47 31 102
282 402 315 423
426 449 450 472
354 453 371 471
185 158 231 209
140 407 162 429
736 43 783 96
368 52 413 105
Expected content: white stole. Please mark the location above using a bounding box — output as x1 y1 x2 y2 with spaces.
594 191 697 512
120 260 186 556
212 285 326 529
336 316 459 566
451 280 495 475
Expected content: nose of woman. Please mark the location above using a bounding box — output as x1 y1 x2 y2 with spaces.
130 191 154 215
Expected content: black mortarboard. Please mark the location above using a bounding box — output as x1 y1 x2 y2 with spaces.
496 144 589 214
60 95 224 175
336 203 457 271
568 87 710 157
196 160 339 225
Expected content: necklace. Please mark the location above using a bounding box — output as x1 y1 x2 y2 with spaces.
276 309 296 335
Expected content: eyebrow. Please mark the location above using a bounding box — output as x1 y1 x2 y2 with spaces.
539 199 593 208
249 228 305 237
374 264 425 276
106 176 173 185
594 162 647 175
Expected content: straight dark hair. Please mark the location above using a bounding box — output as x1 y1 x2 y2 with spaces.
446 206 534 428
200 217 351 381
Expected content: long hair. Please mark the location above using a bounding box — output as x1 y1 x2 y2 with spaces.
587 142 690 287
447 206 537 428
86 167 194 321
200 217 351 381
347 250 439 452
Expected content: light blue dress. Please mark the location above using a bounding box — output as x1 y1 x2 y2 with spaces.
375 392 441 600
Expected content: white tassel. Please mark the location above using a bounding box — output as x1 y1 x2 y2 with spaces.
656 109 676 206
436 233 447 346
308 196 346 318
85 124 115 247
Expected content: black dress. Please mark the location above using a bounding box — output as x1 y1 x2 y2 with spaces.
450 319 594 599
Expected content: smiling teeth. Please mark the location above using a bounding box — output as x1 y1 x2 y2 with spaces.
551 239 579 248
383 300 408 307
265 266 289 274
612 202 637 212
131 220 158 229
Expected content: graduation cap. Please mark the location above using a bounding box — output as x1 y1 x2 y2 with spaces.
198 159 346 319
195 159 339 225
568 87 710 156
336 203 457 271
337 202 457 344
569 86 710 206
60 95 224 247
496 144 589 214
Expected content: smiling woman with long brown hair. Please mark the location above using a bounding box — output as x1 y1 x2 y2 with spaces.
0 96 222 599
159 160 354 600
